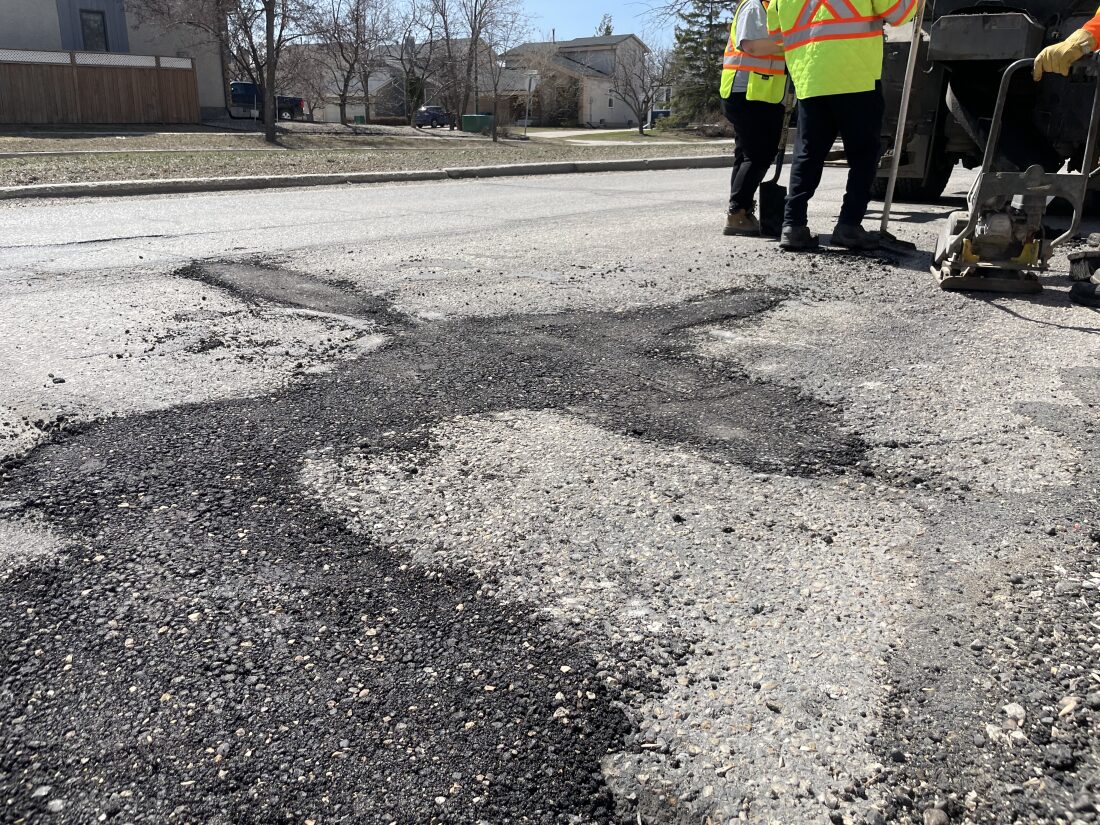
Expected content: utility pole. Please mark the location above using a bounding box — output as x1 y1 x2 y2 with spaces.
523 71 537 136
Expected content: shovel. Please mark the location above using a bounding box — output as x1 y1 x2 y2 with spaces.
759 82 795 239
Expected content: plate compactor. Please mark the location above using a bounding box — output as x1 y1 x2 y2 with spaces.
934 56 1100 294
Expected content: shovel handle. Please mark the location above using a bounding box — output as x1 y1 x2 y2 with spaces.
768 78 795 185
880 0 928 235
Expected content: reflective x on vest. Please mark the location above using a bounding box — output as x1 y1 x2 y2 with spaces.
768 0 916 97
781 0 884 50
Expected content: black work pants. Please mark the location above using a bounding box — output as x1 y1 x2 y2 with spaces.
722 92 785 213
785 83 885 228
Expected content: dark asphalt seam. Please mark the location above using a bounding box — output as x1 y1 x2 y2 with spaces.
0 268 870 823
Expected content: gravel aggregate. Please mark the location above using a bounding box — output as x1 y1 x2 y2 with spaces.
306 410 924 823
0 268 383 462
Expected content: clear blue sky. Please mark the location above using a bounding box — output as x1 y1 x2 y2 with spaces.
523 0 673 45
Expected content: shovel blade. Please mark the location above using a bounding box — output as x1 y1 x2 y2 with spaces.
759 181 786 239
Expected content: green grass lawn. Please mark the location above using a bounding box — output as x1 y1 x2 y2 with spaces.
0 140 732 187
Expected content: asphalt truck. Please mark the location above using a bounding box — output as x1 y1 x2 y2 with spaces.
875 0 1100 202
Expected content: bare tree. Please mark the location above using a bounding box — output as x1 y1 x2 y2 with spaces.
238 0 309 142
393 0 443 123
476 0 528 141
357 8 397 121
309 0 393 124
430 0 471 120
431 0 524 120
278 44 328 120
611 44 672 135
459 0 492 114
129 0 308 143
643 0 695 21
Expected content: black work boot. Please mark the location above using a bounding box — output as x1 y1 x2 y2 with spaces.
830 223 881 252
779 225 819 251
1070 280 1100 308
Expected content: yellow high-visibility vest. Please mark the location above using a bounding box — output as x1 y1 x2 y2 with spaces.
766 0 918 99
720 0 786 104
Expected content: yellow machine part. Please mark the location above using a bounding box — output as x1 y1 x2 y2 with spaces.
962 239 979 265
961 239 1040 268
1012 242 1040 267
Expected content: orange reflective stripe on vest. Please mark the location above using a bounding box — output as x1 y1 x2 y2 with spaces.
721 0 787 102
881 0 920 25
781 0 883 49
722 16 786 76
722 52 786 75
768 0 917 97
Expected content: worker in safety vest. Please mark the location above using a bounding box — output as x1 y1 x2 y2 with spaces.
1033 10 1100 307
767 0 919 251
719 0 787 236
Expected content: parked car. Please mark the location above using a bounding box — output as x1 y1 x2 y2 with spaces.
229 81 306 121
414 105 451 128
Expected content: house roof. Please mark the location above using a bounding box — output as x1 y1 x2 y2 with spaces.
532 52 610 78
551 35 637 49
504 33 649 79
511 33 647 54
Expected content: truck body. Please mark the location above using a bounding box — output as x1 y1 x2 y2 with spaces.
878 0 1100 201
228 81 307 121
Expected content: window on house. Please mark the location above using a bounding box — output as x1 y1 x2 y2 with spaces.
608 96 614 108
80 10 109 51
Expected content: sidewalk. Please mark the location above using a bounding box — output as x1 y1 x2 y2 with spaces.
526 128 638 140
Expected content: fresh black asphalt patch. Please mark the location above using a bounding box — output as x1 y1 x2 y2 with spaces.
0 263 865 823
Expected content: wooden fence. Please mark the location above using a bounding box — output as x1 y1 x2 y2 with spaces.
0 48 200 125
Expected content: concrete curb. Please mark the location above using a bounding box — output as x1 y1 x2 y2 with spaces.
0 169 450 200
0 156 740 201
0 151 844 201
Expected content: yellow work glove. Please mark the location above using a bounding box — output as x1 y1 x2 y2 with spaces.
1034 28 1096 80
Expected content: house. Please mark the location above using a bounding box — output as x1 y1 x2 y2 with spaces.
288 38 531 126
504 34 651 128
280 41 414 124
0 0 225 124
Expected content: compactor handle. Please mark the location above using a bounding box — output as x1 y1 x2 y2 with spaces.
977 59 1033 180
983 56 1100 183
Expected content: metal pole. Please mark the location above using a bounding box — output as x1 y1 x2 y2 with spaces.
524 77 532 136
522 72 538 136
881 0 929 235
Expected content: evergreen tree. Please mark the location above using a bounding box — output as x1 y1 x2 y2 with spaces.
595 13 614 36
670 0 728 121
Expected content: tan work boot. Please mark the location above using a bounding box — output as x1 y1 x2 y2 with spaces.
724 208 761 237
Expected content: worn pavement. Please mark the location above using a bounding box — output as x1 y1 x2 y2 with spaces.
0 169 1098 825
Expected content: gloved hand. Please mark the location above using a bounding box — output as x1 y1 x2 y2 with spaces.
1034 28 1096 80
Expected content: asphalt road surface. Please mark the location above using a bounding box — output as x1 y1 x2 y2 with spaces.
1 169 1098 825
